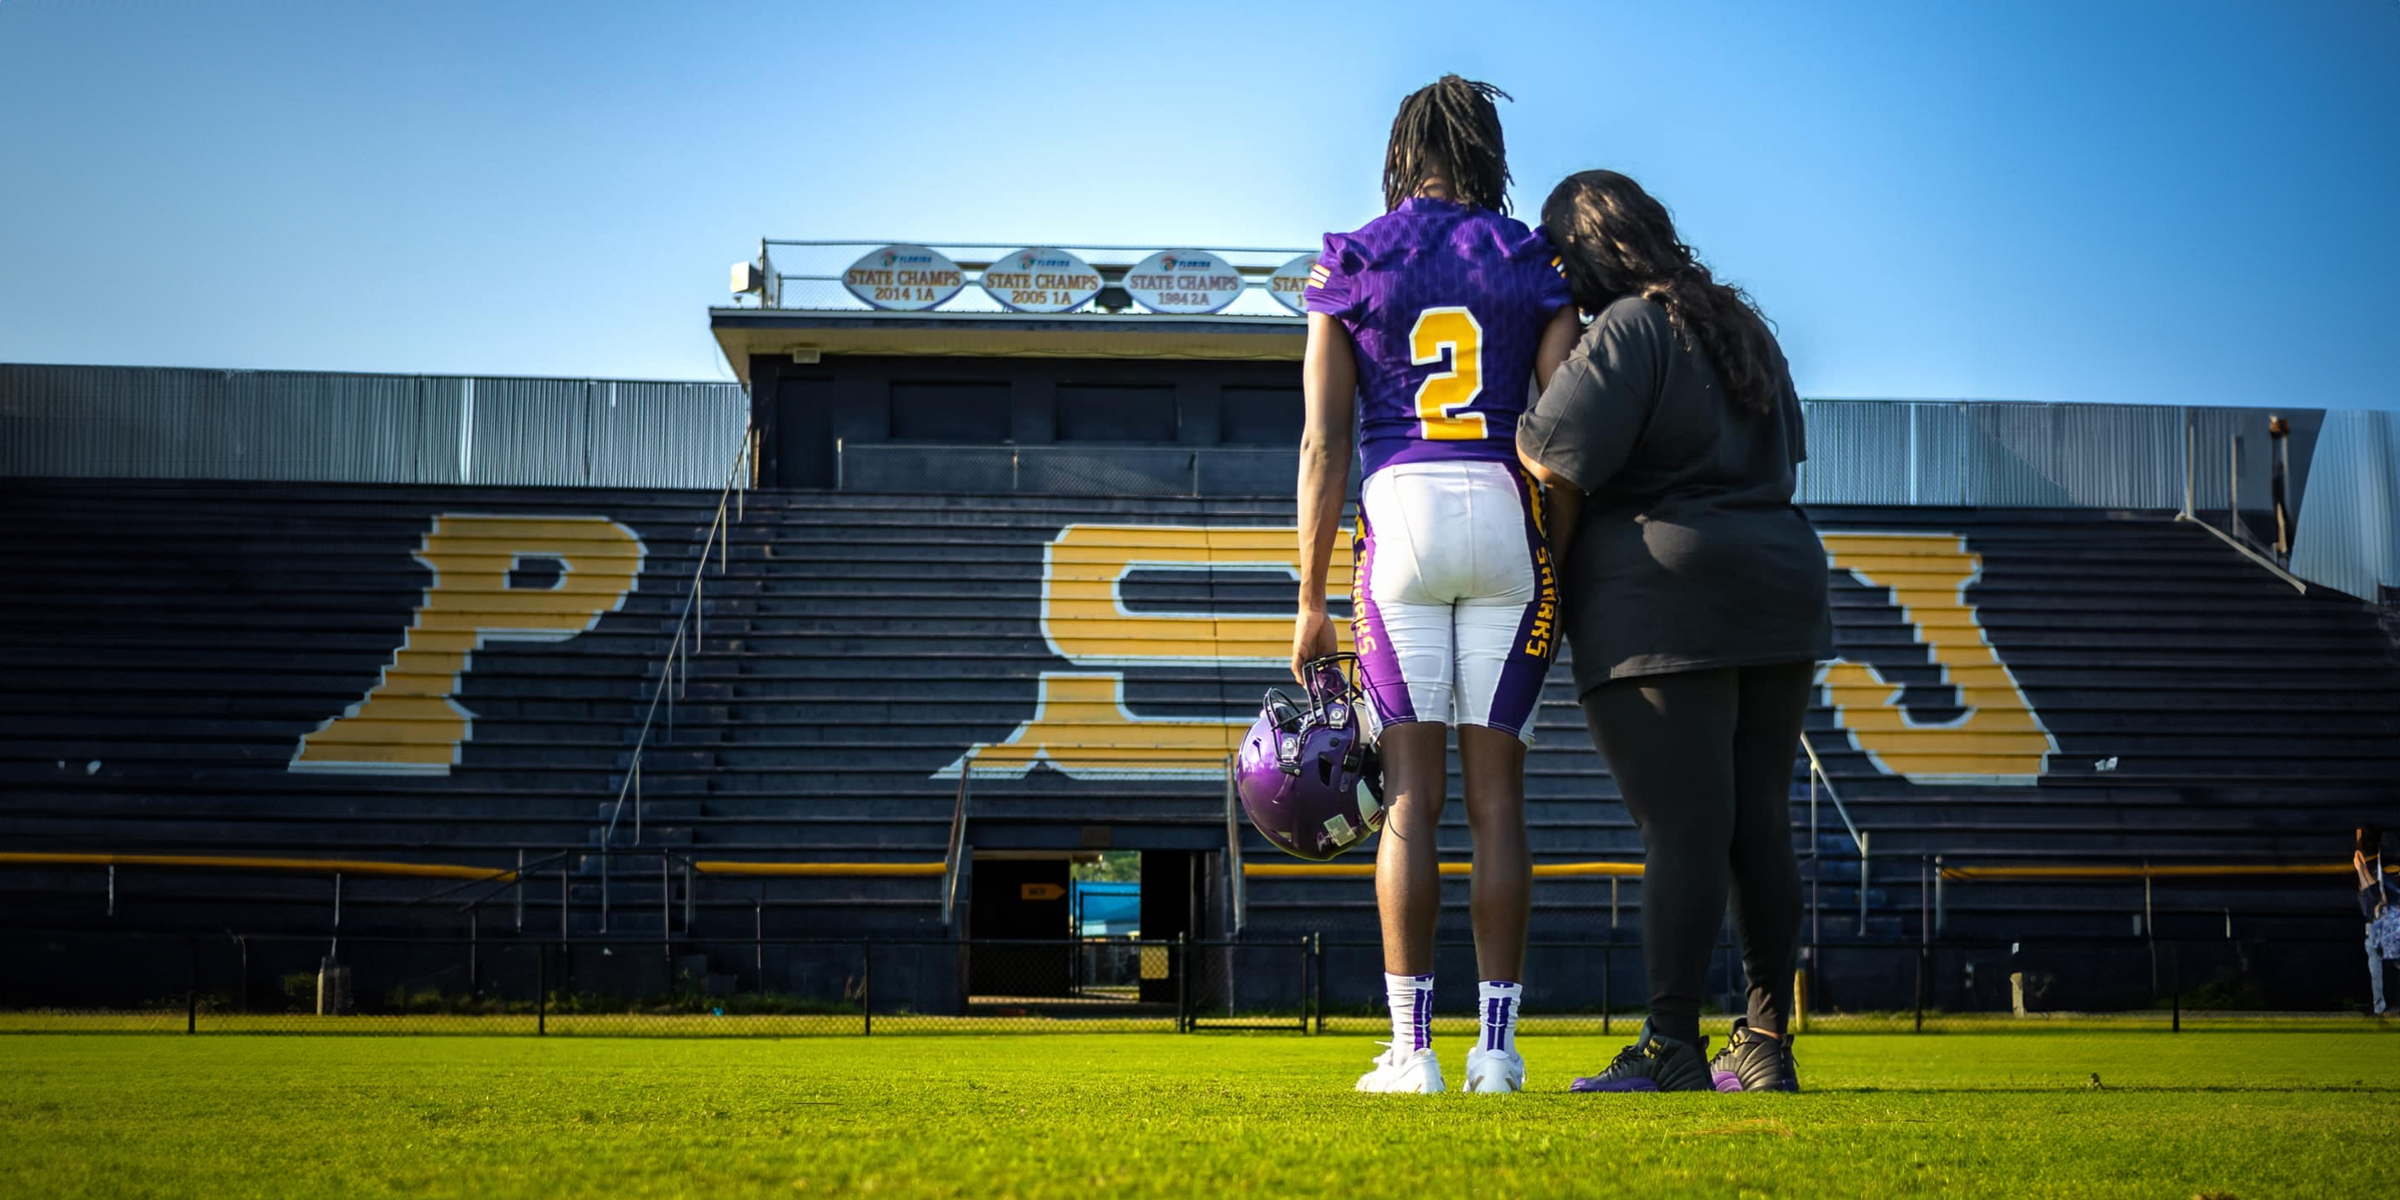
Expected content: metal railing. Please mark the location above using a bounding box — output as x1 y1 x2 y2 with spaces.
834 438 1327 498
1799 732 1870 941
5 928 2385 1036
1222 755 1247 934
739 239 1313 319
27 836 2347 951
594 425 756 875
942 764 972 928
2176 408 2308 592
825 401 2295 508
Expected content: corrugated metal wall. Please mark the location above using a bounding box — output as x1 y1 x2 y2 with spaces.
0 365 747 489
1791 399 2274 510
2288 409 2400 602
0 364 2305 510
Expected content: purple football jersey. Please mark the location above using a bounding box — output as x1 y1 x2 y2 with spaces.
1305 198 1572 478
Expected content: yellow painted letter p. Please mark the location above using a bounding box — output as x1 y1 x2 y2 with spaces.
291 515 645 774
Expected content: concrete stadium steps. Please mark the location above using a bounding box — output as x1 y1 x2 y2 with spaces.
2 478 2394 945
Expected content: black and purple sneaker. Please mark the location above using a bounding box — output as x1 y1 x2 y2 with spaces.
1567 1020 1713 1093
1707 1018 1800 1093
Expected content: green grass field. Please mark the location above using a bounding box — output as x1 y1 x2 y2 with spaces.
1 1032 2391 1198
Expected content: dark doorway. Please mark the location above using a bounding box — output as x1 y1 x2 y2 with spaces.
1138 850 1205 1004
967 857 1072 997
771 377 836 487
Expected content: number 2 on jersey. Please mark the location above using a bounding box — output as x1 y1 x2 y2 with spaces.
1409 307 1485 441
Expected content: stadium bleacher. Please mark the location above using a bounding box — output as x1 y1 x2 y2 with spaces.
3 475 2391 970
4 248 2395 1014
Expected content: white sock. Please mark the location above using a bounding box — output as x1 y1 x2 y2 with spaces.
1385 972 1433 1053
1478 980 1522 1053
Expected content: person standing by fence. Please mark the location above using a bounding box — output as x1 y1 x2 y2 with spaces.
2359 828 2397 1014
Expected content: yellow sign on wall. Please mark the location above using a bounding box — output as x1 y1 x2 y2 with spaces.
949 524 1353 779
290 515 645 775
1040 524 1353 668
295 518 2051 786
957 523 2053 785
1817 533 2055 784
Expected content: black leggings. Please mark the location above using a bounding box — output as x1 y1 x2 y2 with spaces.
1582 661 1815 1041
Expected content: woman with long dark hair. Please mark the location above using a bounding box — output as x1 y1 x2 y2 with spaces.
1517 170 1833 1093
1295 76 1580 1094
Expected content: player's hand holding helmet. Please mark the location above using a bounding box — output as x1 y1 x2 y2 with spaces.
1290 608 1339 685
1235 653 1386 861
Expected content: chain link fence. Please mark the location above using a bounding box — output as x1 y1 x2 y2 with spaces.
2 929 2388 1037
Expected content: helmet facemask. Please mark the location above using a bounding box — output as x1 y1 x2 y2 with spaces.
1237 654 1387 860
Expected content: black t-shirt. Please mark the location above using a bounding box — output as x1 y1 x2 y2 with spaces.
1517 295 1834 694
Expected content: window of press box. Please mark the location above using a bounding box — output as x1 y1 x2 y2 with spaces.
1056 384 1177 442
1219 386 1304 445
889 382 1011 442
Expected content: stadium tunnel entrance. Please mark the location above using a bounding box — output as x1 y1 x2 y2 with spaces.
962 838 1229 1010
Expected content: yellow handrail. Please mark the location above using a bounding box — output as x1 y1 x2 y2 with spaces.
1939 863 2350 882
21 854 2338 886
1244 861 1643 879
0 852 513 882
692 861 945 877
0 852 955 882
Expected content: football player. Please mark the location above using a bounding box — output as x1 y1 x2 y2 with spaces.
1293 75 1581 1094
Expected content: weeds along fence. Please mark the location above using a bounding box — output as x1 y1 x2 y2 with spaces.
0 929 2388 1037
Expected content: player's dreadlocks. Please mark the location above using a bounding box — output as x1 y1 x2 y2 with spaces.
1383 75 1514 214
1542 170 1784 418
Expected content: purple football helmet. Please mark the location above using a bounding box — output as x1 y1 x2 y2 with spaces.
1235 654 1386 862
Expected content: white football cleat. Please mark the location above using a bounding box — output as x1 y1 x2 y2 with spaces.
1464 1047 1525 1093
1355 1044 1445 1094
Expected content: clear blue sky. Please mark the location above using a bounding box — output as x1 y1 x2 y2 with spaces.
2 0 2394 408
